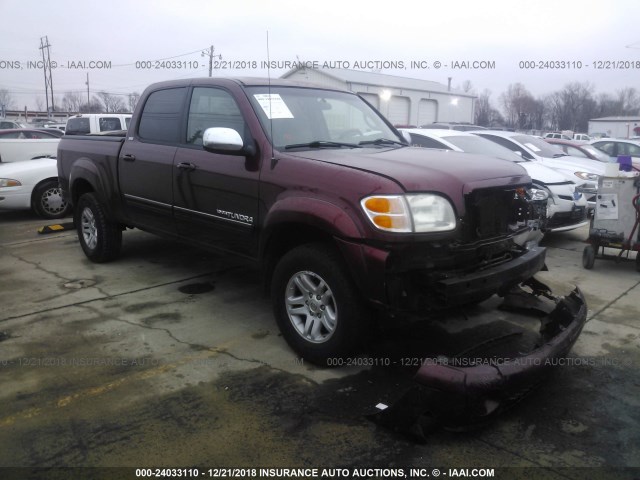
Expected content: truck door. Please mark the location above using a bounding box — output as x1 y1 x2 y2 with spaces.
172 86 260 257
118 87 187 233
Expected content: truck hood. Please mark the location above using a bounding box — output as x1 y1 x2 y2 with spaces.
287 147 531 194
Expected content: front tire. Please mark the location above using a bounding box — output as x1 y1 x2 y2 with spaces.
271 243 367 366
32 179 71 219
75 193 122 263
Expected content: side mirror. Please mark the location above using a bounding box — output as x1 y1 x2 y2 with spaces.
513 150 522 157
400 131 412 144
202 127 255 156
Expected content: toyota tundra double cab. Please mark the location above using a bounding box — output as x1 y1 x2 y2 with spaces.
57 78 581 370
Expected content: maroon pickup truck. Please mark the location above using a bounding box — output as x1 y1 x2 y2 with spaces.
58 78 586 435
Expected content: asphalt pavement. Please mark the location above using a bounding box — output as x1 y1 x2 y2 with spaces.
0 211 638 479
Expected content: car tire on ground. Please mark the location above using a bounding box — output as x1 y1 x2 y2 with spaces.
32 179 71 219
582 245 596 270
271 243 367 366
636 252 640 273
75 192 122 263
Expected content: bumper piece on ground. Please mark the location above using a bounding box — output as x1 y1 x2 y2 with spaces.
368 282 587 442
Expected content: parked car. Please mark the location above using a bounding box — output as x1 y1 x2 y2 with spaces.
42 123 66 132
545 139 611 162
0 130 59 163
0 157 71 219
590 138 640 170
65 113 132 135
420 122 487 131
33 128 65 138
472 130 606 207
544 132 572 140
0 128 62 140
573 133 591 142
0 119 26 130
402 129 589 233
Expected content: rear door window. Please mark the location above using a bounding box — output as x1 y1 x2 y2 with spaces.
138 88 187 143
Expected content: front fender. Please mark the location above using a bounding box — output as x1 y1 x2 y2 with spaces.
262 196 365 241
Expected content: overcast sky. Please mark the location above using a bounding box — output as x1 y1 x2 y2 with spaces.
1 0 639 111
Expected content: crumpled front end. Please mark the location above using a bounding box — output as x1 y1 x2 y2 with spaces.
369 279 587 442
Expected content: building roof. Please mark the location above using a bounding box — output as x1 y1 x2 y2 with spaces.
282 67 474 97
590 116 640 122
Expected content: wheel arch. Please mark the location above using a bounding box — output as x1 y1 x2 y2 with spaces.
30 176 61 205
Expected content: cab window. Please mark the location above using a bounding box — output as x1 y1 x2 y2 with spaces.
186 87 246 146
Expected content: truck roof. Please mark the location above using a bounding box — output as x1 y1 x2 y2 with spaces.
141 76 347 91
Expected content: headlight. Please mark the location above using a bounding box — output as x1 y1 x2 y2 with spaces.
0 179 21 188
526 187 550 202
361 194 456 233
574 172 599 181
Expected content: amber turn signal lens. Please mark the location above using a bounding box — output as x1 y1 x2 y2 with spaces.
365 197 391 213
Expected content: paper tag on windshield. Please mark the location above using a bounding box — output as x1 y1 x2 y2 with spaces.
253 94 294 119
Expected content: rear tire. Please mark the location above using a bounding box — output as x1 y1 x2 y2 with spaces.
75 193 122 263
271 243 367 366
32 179 71 219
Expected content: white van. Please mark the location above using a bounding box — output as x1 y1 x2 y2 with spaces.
65 114 132 135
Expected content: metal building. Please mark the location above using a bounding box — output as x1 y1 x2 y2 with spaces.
281 67 475 127
588 116 640 139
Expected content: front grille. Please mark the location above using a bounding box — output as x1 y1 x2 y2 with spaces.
463 187 530 241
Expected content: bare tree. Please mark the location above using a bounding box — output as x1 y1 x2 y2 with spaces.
500 83 537 128
474 89 506 127
0 89 15 110
35 96 45 111
545 82 595 131
62 91 84 113
460 80 475 94
128 92 140 113
97 91 125 113
474 89 492 126
616 87 640 115
594 93 619 117
80 97 105 113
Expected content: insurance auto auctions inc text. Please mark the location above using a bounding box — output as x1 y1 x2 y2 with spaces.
223 467 495 478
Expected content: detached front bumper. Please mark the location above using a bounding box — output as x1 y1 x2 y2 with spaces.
369 282 587 441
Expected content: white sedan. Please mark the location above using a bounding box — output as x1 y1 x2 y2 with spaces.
0 158 71 219
402 129 590 233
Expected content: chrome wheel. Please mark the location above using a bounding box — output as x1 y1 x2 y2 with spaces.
285 270 337 343
39 186 67 216
81 207 98 250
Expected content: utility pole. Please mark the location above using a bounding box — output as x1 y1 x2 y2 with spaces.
85 73 90 113
39 36 55 115
201 45 222 77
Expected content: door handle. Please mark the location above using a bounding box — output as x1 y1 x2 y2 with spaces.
122 154 136 161
177 162 196 171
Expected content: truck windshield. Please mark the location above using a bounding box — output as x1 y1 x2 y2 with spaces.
245 86 404 150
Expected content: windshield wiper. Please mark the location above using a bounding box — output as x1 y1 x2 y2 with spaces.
552 153 568 158
284 140 362 150
359 138 406 146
